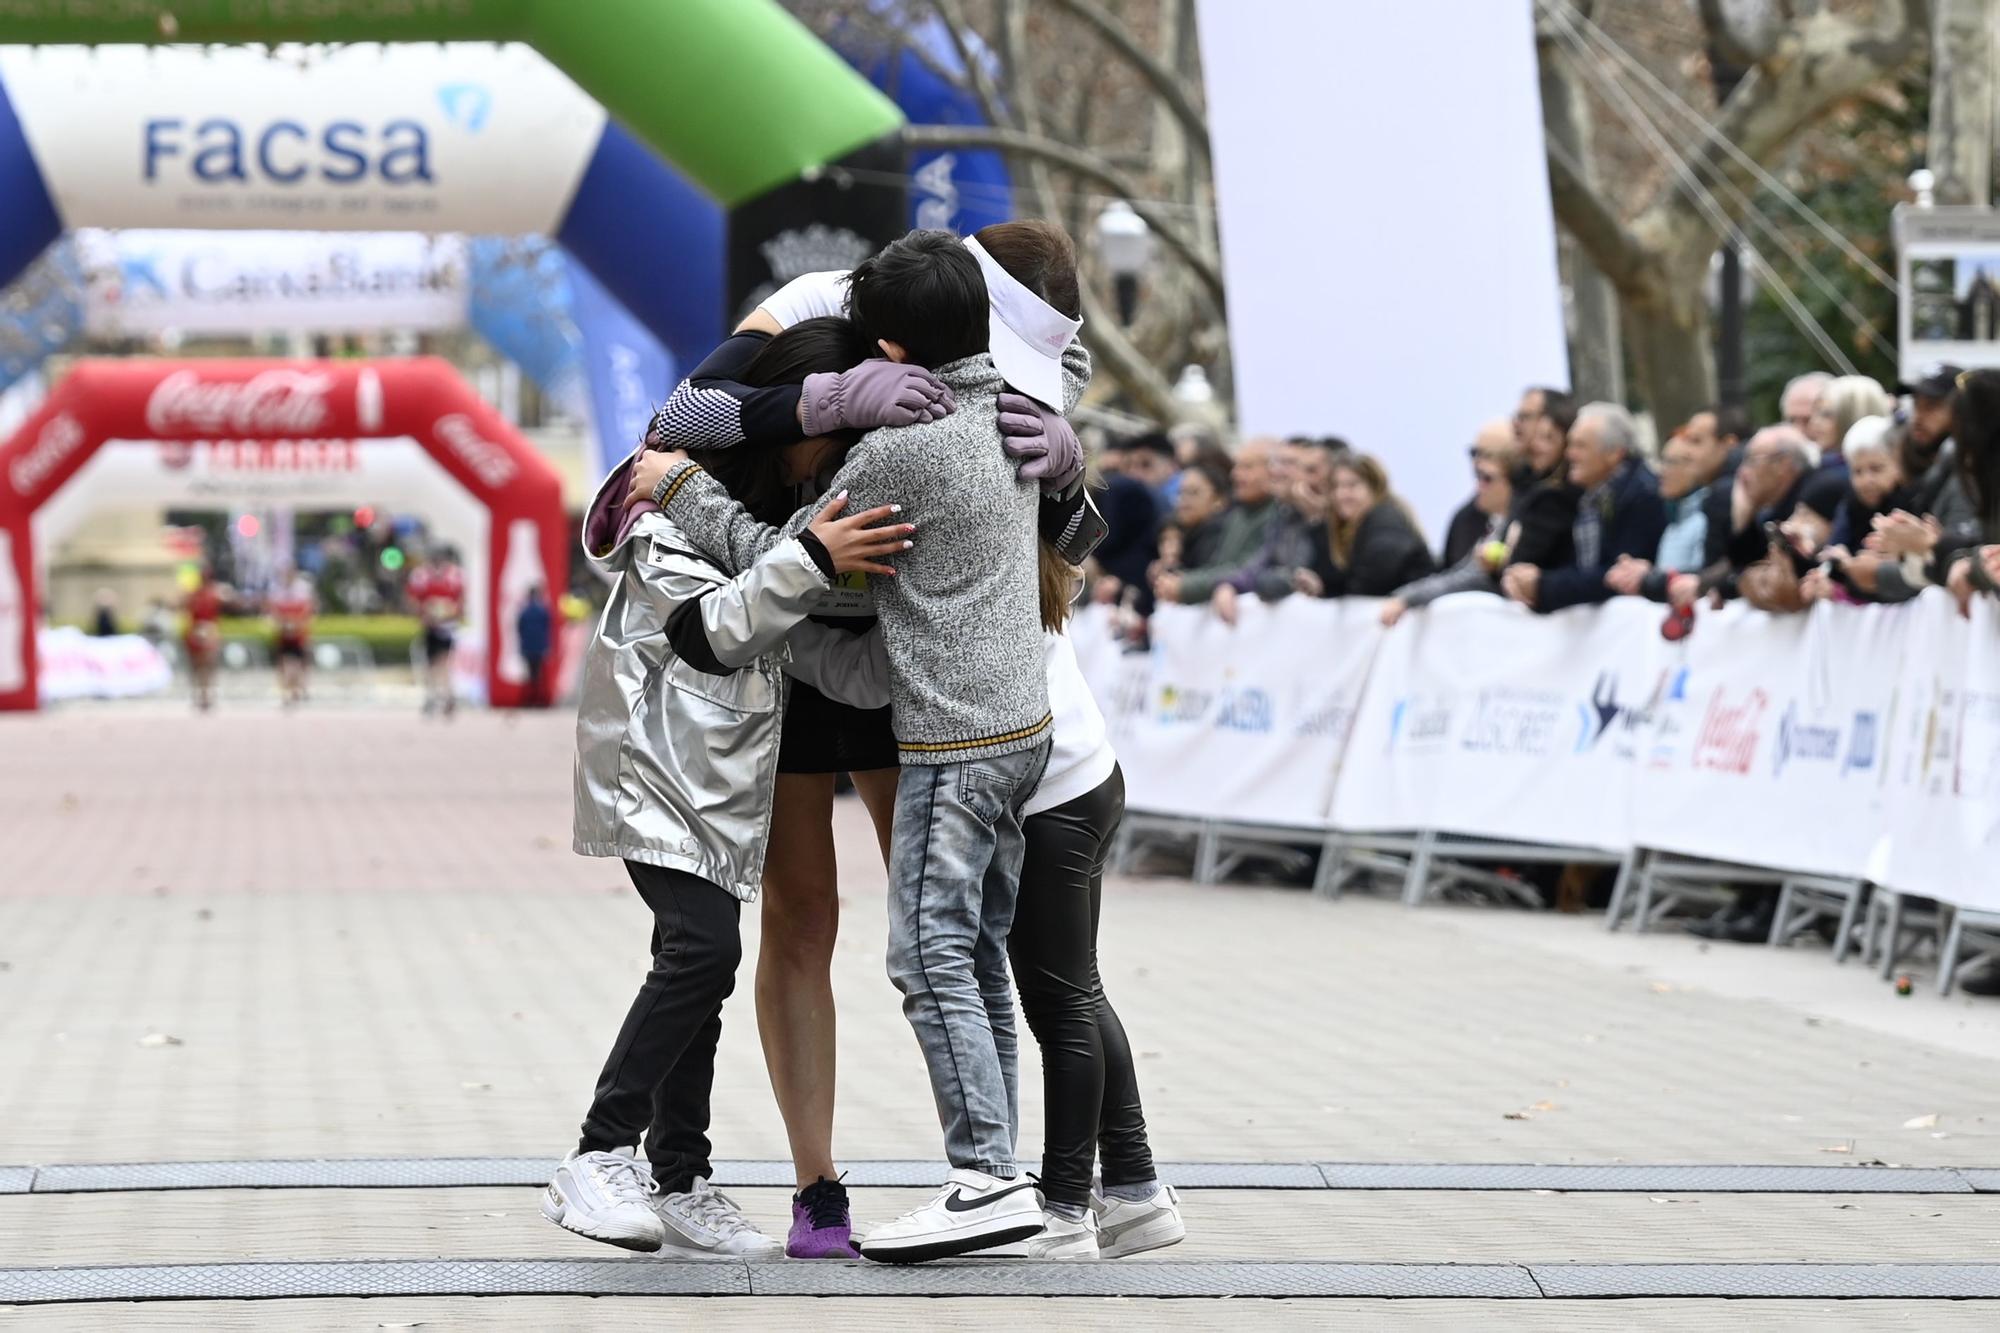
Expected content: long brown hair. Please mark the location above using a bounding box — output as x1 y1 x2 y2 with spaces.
1326 453 1415 568
1038 541 1080 631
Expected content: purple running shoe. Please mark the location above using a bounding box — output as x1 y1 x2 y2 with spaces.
788 1175 860 1259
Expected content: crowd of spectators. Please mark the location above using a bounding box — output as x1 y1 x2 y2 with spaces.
1083 367 2000 988
1090 365 2000 635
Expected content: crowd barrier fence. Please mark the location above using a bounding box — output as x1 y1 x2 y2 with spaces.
1069 590 2000 925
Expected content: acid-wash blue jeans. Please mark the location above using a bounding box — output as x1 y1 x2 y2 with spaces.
885 739 1051 1176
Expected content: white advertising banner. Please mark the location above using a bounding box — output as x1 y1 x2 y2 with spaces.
36 627 173 701
1195 0 1569 542
1332 594 1662 852
1071 597 1379 829
77 230 469 336
1875 596 2000 910
0 44 604 233
1629 601 1908 880
1068 591 1998 897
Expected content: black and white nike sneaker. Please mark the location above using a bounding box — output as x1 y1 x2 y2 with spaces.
859 1168 1044 1264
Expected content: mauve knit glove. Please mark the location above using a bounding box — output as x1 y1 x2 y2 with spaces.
998 391 1082 490
800 360 954 435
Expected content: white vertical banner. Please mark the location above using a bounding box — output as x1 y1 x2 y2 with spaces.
1331 594 1661 851
1195 0 1568 542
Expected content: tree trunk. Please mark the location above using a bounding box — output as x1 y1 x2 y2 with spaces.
1622 229 1717 430
1539 29 1625 404
1928 0 1994 206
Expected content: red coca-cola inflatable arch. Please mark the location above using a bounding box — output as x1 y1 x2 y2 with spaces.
0 358 568 710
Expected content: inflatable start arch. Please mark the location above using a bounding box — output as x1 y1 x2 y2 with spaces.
0 358 568 710
0 3 923 371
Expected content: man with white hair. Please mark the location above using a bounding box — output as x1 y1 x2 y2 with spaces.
1501 402 1665 612
1780 371 1833 436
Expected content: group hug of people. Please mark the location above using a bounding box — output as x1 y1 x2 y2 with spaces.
547 223 1187 1264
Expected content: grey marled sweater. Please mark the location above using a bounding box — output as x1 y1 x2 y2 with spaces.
650 351 1049 765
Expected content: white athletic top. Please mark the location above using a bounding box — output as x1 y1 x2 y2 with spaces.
1025 630 1116 817
759 270 849 327
758 270 1120 813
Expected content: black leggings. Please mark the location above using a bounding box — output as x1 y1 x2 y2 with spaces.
578 862 743 1194
1011 764 1156 1207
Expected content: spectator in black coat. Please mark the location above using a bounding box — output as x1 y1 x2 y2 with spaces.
1503 402 1666 613
1377 400 1578 625
1298 453 1434 597
1440 419 1520 567
1088 437 1162 611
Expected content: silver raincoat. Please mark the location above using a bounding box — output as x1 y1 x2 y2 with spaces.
571 456 889 901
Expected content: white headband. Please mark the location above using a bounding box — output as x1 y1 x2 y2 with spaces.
963 234 1084 409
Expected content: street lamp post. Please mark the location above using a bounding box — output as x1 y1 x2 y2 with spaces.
1095 199 1153 326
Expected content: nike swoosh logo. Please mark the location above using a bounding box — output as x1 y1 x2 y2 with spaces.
942 1181 1038 1213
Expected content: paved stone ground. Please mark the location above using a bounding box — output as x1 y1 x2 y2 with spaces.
2 706 1997 1328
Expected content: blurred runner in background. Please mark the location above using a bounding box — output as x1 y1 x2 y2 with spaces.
407 547 464 718
183 567 225 714
269 567 316 708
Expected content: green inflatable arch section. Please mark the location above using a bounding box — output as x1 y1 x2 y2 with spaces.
0 0 904 207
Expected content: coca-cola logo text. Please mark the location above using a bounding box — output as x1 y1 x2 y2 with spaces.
146 369 334 437
8 413 87 497
434 413 518 488
1694 687 1769 775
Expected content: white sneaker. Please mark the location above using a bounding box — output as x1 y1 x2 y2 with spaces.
1090 1182 1185 1259
653 1177 780 1258
860 1168 1044 1264
1023 1208 1100 1260
541 1147 667 1252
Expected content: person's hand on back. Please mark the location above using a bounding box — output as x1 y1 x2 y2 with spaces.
1153 571 1183 604
1379 596 1408 628
801 361 954 435
996 392 1083 490
805 493 915 576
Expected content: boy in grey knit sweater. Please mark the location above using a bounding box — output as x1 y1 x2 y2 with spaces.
646 229 1056 1261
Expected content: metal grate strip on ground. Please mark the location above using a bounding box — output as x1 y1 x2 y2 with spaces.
10 1157 1992 1195
1529 1262 2000 1300
0 1259 1538 1304
9 1260 2000 1305
1315 1162 1975 1193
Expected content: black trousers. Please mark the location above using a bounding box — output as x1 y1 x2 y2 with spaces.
578 862 743 1194
1011 764 1157 1207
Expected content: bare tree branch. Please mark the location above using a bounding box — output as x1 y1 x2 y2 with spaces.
1545 143 1656 295
924 0 1015 130
1698 0 1771 68
898 122 1225 307
1038 0 1210 160
1667 0 1929 248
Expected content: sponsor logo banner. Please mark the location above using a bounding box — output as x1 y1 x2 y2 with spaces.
0 44 604 233
78 230 468 336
